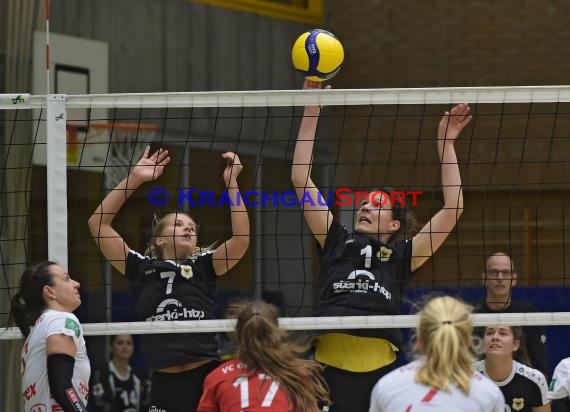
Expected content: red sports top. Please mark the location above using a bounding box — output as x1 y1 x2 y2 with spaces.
198 359 296 412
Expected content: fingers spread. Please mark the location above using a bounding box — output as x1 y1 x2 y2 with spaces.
156 148 170 164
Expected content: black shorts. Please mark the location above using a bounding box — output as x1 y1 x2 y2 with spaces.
148 360 219 412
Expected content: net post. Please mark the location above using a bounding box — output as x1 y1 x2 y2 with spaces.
46 94 68 270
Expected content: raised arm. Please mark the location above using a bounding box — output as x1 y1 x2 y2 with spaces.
291 80 333 248
88 147 170 275
212 152 250 276
411 104 471 272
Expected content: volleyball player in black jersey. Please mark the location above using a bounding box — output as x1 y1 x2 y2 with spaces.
88 334 151 412
476 325 550 412
291 80 472 412
88 148 250 412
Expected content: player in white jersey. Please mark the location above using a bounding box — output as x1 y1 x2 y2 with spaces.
369 296 504 412
548 357 570 411
11 261 90 412
370 359 504 411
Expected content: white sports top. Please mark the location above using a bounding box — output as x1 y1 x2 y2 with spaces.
549 357 570 401
369 359 505 412
21 309 90 411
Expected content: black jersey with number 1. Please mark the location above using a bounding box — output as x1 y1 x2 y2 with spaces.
88 361 151 412
316 221 414 347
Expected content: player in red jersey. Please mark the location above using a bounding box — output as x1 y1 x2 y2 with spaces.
198 300 330 412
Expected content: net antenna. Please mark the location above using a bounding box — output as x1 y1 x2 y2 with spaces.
67 122 159 190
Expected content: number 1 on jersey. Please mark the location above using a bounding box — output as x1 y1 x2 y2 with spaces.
361 245 372 268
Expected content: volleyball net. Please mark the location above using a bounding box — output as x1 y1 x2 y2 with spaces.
1 87 570 342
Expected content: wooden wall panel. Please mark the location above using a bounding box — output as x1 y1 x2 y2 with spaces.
48 0 309 93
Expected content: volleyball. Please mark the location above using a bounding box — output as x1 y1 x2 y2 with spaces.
291 29 344 82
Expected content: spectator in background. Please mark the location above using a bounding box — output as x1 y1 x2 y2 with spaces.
474 252 549 377
476 325 550 412
88 334 151 412
548 357 570 412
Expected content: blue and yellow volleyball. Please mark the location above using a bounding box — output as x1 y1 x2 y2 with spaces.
292 29 344 82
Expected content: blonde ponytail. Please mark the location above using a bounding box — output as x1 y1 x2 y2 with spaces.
415 296 475 395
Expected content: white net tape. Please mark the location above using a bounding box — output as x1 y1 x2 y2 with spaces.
2 312 569 340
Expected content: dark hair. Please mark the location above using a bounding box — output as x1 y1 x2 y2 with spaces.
509 326 531 366
110 334 133 346
236 300 330 412
109 334 134 360
10 261 57 337
110 335 119 345
371 187 419 242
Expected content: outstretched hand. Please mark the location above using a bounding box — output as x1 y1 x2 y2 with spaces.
222 152 243 187
438 103 472 144
303 79 331 113
130 146 170 183
303 79 326 91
